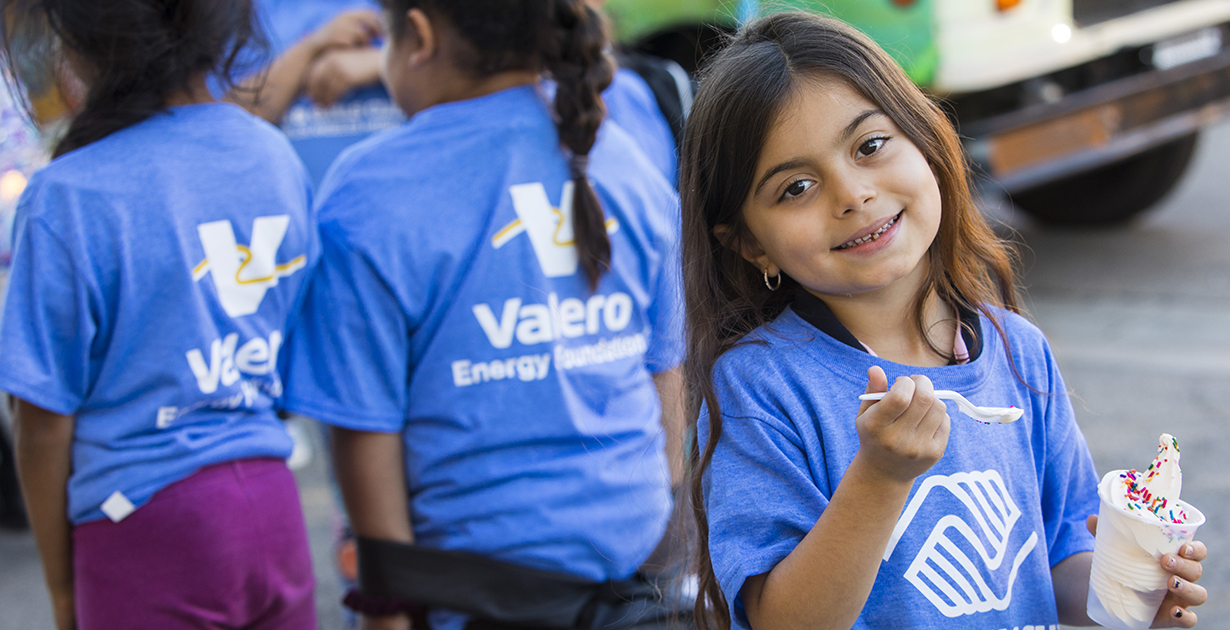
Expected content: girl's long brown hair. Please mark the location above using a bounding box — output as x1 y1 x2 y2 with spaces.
1 0 265 158
679 13 1021 630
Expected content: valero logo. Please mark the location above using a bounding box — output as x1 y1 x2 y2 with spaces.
192 215 306 318
493 182 618 277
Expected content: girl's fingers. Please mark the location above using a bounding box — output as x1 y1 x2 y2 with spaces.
899 375 937 430
1182 541 1207 562
857 366 889 416
1162 606 1197 628
1167 575 1208 607
1161 550 1204 584
864 376 916 422
929 406 951 443
1152 572 1206 628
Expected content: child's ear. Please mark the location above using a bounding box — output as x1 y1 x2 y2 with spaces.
404 8 439 66
713 224 780 277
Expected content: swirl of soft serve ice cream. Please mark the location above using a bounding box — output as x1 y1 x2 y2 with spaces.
1111 434 1188 524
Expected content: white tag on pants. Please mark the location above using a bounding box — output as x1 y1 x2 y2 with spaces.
100 491 135 523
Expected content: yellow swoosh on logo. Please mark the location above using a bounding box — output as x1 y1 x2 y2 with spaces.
492 215 619 249
492 219 526 248
191 247 307 284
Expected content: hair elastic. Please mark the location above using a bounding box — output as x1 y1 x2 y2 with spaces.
569 154 589 179
764 268 781 291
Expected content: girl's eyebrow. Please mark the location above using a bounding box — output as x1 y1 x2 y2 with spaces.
753 159 810 197
840 109 886 144
752 109 886 197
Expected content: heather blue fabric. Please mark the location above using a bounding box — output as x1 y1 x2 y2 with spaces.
0 104 317 524
285 85 681 600
604 68 677 184
702 307 1099 630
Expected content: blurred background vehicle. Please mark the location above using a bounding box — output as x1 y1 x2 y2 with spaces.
605 0 1230 226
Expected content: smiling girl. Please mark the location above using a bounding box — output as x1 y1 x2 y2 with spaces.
680 13 1208 630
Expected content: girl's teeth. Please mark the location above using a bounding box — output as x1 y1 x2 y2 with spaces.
838 214 899 250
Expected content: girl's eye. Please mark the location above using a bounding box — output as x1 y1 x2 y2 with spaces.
780 179 815 201
857 136 889 158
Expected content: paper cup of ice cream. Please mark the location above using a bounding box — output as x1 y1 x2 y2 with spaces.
1086 435 1204 630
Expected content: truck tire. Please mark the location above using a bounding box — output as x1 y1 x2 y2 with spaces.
1010 132 1199 226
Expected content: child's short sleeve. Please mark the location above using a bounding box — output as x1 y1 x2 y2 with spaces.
643 245 683 374
283 227 410 432
702 401 827 625
0 215 96 414
1038 341 1100 565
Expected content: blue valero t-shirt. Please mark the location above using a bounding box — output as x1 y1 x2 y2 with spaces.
0 103 318 525
285 85 682 585
702 307 1099 630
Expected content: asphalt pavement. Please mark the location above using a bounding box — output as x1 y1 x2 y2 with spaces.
4 118 1230 629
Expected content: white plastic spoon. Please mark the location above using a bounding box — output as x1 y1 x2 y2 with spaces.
858 390 1023 424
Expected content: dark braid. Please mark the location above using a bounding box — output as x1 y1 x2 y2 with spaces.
0 0 265 157
543 0 614 290
379 0 614 289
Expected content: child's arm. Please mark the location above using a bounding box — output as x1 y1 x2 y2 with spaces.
1051 551 1094 625
331 426 413 541
740 367 950 630
304 48 383 109
230 10 382 124
653 367 685 487
12 399 76 630
331 426 413 630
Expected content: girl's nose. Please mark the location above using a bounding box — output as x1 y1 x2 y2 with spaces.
831 172 876 217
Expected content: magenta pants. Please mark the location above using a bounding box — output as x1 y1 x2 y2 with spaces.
72 458 317 629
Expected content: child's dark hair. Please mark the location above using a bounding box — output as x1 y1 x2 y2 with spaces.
679 13 1021 630
0 0 265 158
380 0 614 290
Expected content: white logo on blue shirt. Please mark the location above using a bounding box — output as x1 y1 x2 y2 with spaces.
192 215 307 318
883 470 1039 618
447 183 645 389
493 182 619 278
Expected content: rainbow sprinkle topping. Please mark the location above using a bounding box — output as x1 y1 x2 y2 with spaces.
1118 434 1186 524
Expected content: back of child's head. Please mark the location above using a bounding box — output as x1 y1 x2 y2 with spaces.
379 0 615 290
679 12 1021 630
1 0 264 157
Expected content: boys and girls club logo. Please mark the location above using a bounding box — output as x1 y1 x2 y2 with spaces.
884 470 1040 620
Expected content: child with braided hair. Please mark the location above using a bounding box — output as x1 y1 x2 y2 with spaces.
283 2 687 629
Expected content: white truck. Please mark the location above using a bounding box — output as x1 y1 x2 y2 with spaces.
608 0 1230 224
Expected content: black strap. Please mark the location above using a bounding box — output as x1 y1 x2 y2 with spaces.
356 538 691 630
358 537 604 629
614 51 692 148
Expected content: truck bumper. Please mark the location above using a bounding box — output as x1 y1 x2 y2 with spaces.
964 42 1230 193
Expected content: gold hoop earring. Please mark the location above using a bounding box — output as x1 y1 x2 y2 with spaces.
764 268 782 291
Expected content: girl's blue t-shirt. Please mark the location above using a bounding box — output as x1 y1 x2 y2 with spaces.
0 103 319 525
604 68 677 184
702 307 1100 630
257 0 405 186
284 85 682 585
